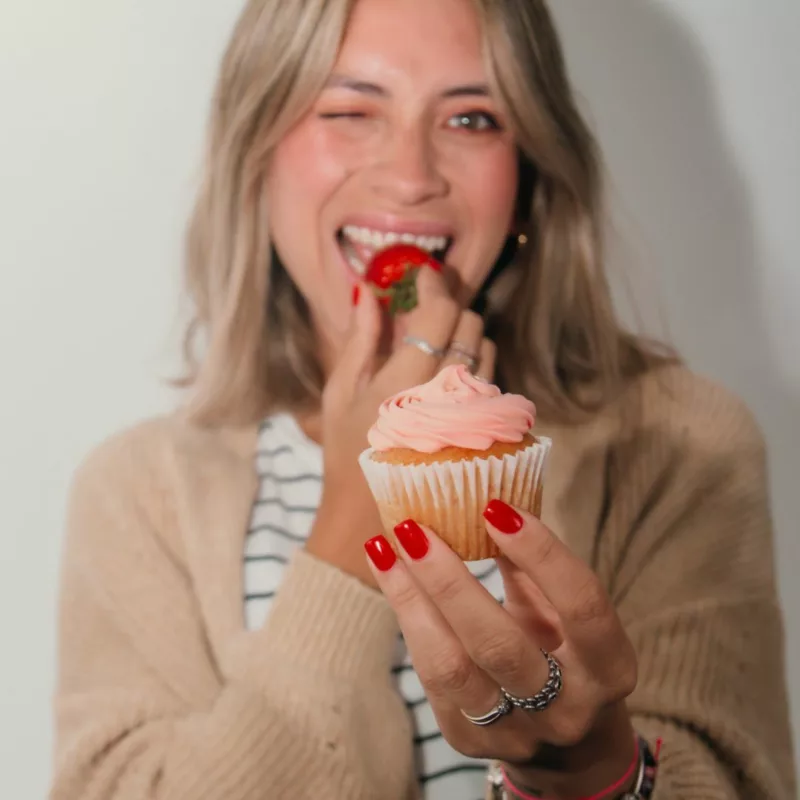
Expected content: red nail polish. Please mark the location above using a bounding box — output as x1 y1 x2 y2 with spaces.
483 500 523 534
364 535 396 572
351 285 361 306
394 519 429 560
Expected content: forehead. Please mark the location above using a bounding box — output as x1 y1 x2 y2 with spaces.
335 0 487 83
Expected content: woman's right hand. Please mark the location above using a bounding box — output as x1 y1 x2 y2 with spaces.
306 268 495 587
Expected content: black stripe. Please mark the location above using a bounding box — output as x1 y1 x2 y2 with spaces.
413 730 443 745
244 554 289 565
404 695 428 710
472 563 498 582
392 663 414 675
420 763 488 783
245 591 275 601
260 472 321 484
247 523 307 543
259 419 274 432
257 445 293 458
255 497 318 514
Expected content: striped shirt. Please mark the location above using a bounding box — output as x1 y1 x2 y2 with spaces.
244 413 505 799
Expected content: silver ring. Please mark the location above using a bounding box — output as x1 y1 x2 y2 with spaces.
502 650 563 712
461 693 513 727
402 335 446 359
446 341 479 371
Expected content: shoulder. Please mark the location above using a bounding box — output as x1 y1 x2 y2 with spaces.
616 363 766 465
64 414 259 577
71 413 258 496
72 416 178 483
66 415 259 560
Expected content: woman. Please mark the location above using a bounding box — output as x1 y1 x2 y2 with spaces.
51 0 796 798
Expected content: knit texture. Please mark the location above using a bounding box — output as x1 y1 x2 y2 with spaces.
50 365 796 799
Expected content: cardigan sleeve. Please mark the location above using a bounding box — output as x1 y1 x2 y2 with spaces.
599 368 796 799
50 426 416 800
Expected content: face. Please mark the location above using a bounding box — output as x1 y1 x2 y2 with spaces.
267 0 519 356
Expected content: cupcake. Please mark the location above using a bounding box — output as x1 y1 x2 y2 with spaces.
358 364 551 561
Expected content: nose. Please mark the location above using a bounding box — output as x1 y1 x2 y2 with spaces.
371 126 448 205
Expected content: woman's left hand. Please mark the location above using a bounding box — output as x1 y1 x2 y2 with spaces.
364 502 639 798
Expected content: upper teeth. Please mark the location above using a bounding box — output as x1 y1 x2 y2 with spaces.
342 225 448 254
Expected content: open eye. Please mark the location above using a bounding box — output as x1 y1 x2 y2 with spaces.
446 111 501 132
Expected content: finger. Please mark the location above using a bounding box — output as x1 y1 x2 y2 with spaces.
364 535 501 719
483 502 625 654
392 519 550 701
326 283 382 399
375 268 460 392
475 337 496 382
496 557 564 652
439 310 484 372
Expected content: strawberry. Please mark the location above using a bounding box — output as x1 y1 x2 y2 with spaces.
364 244 442 315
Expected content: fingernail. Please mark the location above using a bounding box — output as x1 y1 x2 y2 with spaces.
394 519 429 560
364 535 396 572
427 257 443 273
483 500 523 534
351 285 361 306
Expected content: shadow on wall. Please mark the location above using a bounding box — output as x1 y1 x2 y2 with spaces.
550 0 800 755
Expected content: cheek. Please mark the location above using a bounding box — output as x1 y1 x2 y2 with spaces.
270 126 343 227
266 121 360 340
267 123 352 282
450 147 518 298
470 149 519 228
456 148 518 257
273 121 362 201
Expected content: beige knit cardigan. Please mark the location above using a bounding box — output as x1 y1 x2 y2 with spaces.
50 365 796 799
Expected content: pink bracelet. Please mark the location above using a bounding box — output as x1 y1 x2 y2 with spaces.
500 738 640 800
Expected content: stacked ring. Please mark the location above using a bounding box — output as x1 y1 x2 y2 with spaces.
447 341 479 372
402 335 446 359
461 651 563 728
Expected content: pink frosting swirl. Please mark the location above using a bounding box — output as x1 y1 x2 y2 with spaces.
368 364 536 453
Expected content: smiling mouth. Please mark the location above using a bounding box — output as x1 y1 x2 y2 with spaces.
337 225 453 276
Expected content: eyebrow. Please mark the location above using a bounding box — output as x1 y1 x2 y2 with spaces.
324 74 491 99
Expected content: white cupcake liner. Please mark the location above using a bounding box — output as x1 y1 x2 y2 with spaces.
358 437 552 561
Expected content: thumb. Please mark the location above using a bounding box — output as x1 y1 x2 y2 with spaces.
327 283 382 399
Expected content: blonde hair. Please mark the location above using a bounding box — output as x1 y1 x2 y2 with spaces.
181 0 672 425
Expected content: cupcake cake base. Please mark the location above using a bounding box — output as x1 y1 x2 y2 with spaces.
359 434 551 561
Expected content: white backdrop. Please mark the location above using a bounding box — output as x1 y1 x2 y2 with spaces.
0 1 797 796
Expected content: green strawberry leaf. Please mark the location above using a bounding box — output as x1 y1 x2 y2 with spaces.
388 269 419 315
